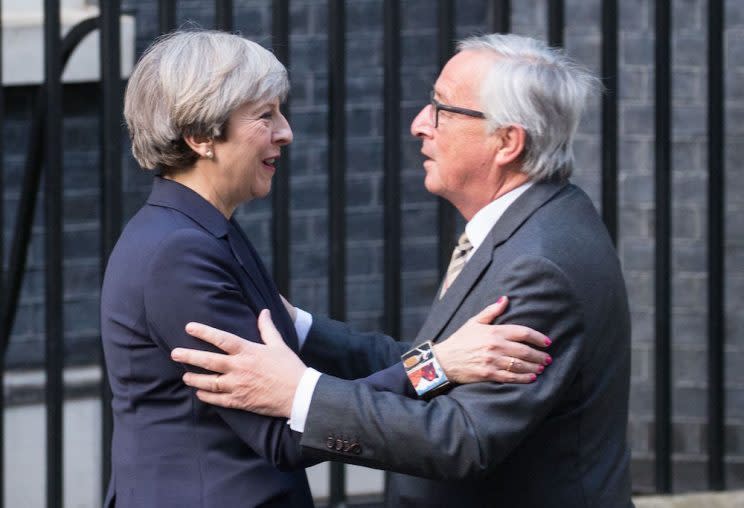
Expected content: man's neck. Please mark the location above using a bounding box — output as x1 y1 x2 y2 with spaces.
457 171 531 221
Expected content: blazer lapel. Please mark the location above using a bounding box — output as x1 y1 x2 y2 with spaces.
227 220 300 352
415 179 568 343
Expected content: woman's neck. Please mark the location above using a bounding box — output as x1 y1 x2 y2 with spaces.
164 167 237 219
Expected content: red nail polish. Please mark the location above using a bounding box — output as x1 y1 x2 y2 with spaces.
537 365 544 374
545 337 552 347
545 356 553 366
496 295 506 304
530 374 537 382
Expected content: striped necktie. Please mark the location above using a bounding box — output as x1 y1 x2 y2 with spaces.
440 232 473 299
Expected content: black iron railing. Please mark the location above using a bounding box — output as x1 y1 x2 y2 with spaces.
0 1 732 506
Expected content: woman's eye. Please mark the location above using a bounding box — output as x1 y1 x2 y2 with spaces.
260 111 273 120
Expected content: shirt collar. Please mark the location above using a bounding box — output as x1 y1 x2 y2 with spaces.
464 181 534 258
147 176 230 238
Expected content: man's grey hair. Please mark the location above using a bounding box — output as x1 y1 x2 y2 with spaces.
124 30 289 172
458 34 600 181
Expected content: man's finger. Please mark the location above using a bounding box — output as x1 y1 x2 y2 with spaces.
195 390 240 410
257 309 285 346
475 296 508 323
171 347 230 373
184 322 246 354
182 372 228 393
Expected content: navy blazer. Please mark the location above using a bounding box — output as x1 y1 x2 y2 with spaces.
101 177 316 508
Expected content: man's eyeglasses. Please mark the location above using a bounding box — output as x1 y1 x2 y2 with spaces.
429 91 486 128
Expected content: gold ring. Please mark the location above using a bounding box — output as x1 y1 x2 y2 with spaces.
507 358 516 372
214 375 222 393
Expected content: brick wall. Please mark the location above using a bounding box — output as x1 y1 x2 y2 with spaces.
2 0 742 494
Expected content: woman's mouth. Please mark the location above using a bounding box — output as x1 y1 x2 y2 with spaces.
262 158 277 171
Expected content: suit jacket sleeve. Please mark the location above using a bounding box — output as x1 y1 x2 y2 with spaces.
143 229 316 471
300 254 585 479
301 315 411 379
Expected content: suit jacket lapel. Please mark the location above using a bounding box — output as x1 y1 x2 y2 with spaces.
415 179 568 343
227 220 300 353
147 177 299 352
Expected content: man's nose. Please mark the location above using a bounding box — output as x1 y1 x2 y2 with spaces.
410 104 433 138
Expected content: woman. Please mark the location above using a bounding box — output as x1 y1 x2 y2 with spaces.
101 30 549 508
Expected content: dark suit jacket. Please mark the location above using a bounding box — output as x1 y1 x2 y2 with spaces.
100 177 315 508
299 180 634 508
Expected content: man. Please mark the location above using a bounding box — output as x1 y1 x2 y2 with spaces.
172 33 633 507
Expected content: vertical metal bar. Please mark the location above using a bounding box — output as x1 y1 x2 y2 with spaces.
382 4 401 499
489 0 510 33
601 0 618 244
547 0 564 47
99 1 122 501
0 0 5 504
707 0 725 491
437 0 456 277
158 0 177 34
328 0 346 505
215 0 234 32
43 0 64 506
0 18 98 356
383 0 401 339
654 0 672 494
271 0 291 295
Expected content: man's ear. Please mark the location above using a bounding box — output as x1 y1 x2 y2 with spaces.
183 135 214 160
494 125 526 166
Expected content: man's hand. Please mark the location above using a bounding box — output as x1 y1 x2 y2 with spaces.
434 296 553 384
280 294 297 322
170 309 305 417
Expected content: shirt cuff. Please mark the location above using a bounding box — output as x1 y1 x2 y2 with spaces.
294 307 313 350
288 367 322 433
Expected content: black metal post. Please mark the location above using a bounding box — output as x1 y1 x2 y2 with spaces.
99 1 122 501
328 0 346 505
0 0 5 504
383 0 401 340
0 17 99 356
707 0 725 491
601 0 618 244
271 0 291 295
44 1 64 506
382 2 401 498
489 0 510 33
547 0 564 47
158 0 177 34
437 0 456 277
215 0 234 32
654 0 672 494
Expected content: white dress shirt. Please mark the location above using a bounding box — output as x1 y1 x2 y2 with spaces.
287 182 534 432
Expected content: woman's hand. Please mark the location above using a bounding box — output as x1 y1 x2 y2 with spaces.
433 296 552 385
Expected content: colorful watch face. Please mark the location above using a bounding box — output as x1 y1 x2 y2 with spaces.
402 342 449 396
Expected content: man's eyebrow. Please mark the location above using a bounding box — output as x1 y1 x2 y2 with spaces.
433 88 452 102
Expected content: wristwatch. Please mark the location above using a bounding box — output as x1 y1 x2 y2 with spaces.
401 340 451 398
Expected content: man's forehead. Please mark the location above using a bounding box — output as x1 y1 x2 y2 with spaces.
434 50 497 102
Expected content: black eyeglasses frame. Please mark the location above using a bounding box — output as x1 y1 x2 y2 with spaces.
429 91 486 128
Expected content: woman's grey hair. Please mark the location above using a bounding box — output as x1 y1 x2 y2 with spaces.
458 34 601 181
124 30 289 172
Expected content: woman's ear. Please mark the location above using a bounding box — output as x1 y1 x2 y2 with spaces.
494 125 526 167
183 135 214 160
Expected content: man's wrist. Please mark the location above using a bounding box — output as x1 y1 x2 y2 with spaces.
294 308 313 350
288 367 322 432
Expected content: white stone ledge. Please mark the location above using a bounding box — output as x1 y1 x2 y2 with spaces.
2 3 135 86
634 490 744 507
